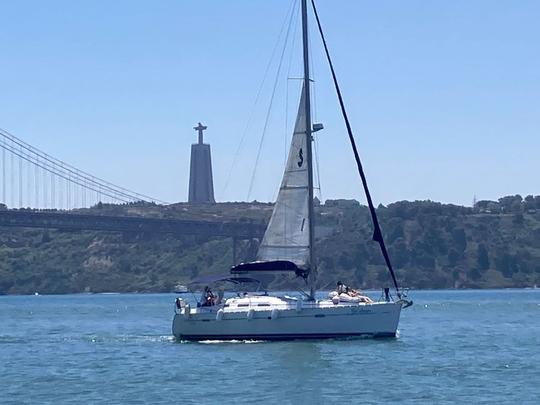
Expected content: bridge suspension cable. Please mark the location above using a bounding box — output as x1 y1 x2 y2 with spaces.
0 127 168 209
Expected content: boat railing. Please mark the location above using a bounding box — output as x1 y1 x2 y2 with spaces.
174 298 395 315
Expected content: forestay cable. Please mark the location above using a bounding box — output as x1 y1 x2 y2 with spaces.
310 0 401 297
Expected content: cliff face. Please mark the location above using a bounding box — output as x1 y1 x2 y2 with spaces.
1 196 539 294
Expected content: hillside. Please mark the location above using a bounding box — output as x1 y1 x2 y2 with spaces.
0 194 539 294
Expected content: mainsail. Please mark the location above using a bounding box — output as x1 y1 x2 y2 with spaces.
256 84 311 268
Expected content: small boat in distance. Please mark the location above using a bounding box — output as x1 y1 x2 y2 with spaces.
172 0 412 341
174 284 188 294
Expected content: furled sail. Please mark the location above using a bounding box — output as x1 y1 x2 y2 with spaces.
257 84 310 268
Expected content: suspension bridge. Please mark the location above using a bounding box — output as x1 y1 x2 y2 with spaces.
0 127 167 209
0 128 265 240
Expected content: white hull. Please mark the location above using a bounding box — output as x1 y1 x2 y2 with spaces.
172 298 402 341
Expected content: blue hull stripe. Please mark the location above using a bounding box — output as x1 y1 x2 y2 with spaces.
175 332 396 341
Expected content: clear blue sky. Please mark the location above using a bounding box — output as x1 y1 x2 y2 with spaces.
1 0 538 206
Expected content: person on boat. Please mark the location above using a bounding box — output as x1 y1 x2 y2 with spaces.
215 289 224 305
336 281 354 295
201 286 216 307
336 281 373 303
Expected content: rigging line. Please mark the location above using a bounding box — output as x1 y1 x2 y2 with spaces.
307 1 321 203
310 0 401 297
307 10 317 124
0 142 131 203
285 1 301 168
281 1 299 237
220 0 298 198
247 0 297 200
307 9 322 202
313 134 322 201
0 129 166 204
285 83 288 171
0 131 159 204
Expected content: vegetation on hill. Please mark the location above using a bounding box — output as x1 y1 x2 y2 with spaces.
0 195 539 294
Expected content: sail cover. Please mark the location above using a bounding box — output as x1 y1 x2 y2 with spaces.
257 84 311 268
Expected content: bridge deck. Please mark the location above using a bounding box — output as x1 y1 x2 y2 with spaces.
0 210 265 239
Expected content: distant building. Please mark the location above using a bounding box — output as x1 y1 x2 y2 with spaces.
188 122 215 203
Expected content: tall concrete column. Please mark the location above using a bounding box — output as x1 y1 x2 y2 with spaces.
188 122 215 203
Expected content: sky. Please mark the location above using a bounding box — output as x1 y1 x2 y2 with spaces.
0 0 539 206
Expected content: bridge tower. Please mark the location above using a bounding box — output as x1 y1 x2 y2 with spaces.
188 123 215 203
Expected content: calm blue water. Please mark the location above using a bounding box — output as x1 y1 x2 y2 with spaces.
1 290 539 404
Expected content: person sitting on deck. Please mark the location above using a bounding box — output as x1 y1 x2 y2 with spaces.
336 281 353 295
201 286 216 307
336 281 373 303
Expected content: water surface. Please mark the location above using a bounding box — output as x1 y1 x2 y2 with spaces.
1 290 539 404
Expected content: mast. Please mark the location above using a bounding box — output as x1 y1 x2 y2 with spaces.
301 0 316 299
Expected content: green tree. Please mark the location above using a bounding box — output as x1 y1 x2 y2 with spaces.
477 244 490 271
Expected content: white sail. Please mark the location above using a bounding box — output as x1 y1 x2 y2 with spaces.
257 84 310 267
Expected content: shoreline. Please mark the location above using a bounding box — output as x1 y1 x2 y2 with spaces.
2 286 539 297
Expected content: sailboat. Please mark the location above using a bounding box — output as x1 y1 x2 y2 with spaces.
172 0 412 341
